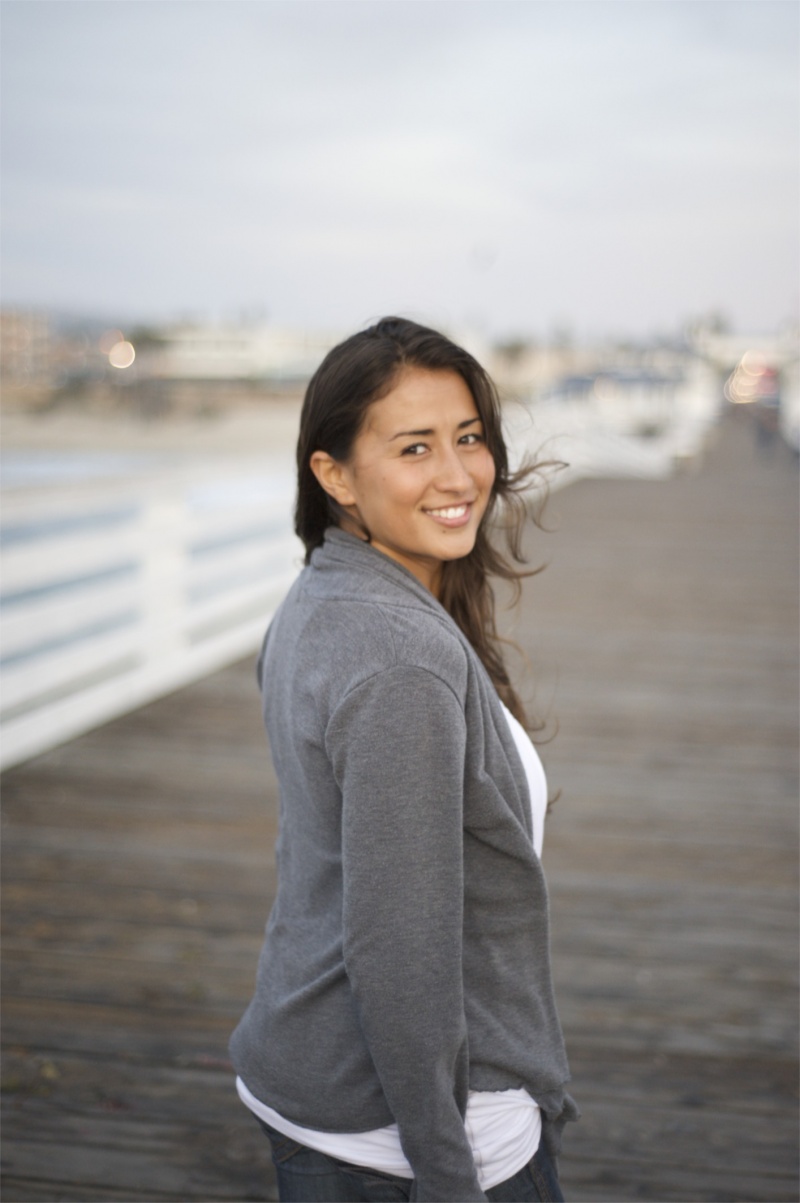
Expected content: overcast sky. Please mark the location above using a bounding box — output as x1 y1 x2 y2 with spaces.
2 0 798 339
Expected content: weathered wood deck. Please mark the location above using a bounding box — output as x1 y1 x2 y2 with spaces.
2 411 798 1202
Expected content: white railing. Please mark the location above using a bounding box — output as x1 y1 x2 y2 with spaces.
0 465 302 770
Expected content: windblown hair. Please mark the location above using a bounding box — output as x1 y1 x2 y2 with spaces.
295 316 546 728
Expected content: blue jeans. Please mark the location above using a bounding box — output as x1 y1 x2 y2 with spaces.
258 1119 565 1202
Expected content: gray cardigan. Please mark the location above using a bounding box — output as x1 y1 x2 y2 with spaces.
230 528 577 1201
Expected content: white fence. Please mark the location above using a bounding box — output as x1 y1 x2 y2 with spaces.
0 463 302 770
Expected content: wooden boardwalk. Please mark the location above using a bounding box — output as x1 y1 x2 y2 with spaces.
2 411 798 1202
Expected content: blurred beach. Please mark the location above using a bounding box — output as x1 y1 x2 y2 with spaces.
1 393 304 457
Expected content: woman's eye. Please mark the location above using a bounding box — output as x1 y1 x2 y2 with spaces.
459 432 484 446
400 443 428 456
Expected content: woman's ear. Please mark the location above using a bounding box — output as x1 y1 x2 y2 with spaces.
309 451 357 508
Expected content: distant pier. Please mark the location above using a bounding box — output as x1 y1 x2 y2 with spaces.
1 412 797 1202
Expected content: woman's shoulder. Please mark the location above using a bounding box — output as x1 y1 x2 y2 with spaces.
273 556 470 697
324 579 467 685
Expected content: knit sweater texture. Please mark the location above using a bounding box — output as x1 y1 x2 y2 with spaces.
229 528 577 1201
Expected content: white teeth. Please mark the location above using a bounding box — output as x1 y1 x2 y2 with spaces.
427 504 468 519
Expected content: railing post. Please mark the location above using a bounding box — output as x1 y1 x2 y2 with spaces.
139 488 188 668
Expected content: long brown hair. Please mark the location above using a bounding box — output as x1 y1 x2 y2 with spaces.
295 317 545 728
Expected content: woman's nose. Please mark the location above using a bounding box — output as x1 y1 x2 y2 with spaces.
433 446 473 492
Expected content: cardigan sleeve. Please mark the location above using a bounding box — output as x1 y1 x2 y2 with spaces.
325 664 486 1203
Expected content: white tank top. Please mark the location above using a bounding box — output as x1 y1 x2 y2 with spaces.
237 702 547 1192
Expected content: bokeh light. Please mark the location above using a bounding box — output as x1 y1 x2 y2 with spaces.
108 340 136 369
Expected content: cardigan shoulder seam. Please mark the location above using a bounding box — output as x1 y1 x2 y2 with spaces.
331 660 465 720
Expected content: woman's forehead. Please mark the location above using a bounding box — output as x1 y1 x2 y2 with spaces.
364 368 479 434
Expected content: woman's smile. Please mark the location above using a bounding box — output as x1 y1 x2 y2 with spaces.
422 501 475 526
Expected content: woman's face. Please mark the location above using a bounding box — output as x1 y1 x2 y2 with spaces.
311 367 496 594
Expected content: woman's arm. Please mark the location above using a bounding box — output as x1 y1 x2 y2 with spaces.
326 664 486 1202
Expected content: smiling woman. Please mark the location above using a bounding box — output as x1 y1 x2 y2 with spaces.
230 317 577 1201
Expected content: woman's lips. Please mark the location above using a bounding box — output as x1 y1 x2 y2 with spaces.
423 502 473 528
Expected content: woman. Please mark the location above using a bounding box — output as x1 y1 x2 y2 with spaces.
230 317 577 1202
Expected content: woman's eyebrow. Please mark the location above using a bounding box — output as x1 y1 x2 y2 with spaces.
389 427 434 440
389 417 482 441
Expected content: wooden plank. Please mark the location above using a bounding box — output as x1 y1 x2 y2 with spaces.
2 995 243 1059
